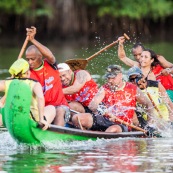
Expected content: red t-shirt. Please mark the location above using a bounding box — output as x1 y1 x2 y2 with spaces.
30 60 68 106
152 64 173 90
63 70 98 107
103 82 137 124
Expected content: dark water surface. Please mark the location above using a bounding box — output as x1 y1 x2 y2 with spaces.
0 41 173 172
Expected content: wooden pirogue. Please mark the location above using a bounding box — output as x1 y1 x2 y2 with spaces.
0 80 145 145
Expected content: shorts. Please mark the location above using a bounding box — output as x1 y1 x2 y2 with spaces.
90 113 128 132
84 106 93 113
56 105 71 123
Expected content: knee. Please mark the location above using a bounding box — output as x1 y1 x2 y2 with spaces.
71 114 79 125
56 107 65 115
106 125 122 133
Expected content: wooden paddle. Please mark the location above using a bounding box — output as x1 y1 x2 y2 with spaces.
18 35 29 59
146 91 163 119
70 109 145 133
70 109 84 130
66 33 130 71
107 113 147 133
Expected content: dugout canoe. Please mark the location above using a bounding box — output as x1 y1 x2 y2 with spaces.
0 79 145 145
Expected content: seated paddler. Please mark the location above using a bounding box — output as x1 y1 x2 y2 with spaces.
71 65 156 133
0 58 56 130
127 66 173 128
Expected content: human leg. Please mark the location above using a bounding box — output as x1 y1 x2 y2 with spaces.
44 105 56 124
105 125 122 133
68 101 85 113
53 105 70 126
72 113 93 129
106 124 128 133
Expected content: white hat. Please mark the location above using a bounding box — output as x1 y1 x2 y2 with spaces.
57 63 70 72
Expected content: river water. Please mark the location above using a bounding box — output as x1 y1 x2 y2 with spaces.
0 41 173 172
1 130 173 173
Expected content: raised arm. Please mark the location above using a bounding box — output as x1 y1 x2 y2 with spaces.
136 87 155 121
88 87 105 112
26 26 56 65
118 37 139 67
63 70 91 94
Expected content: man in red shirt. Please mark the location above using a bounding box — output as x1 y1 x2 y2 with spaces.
58 63 98 114
71 65 156 133
25 26 69 126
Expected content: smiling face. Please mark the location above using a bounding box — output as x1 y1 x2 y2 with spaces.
59 70 73 86
140 51 154 68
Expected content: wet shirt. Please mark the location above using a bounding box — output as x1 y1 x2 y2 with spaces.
30 60 68 107
102 82 137 124
152 64 173 90
63 70 98 107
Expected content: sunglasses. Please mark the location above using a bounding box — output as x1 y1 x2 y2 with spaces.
129 76 142 83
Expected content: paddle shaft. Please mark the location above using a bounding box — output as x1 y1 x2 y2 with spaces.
70 109 84 130
70 109 145 133
18 36 29 59
86 33 130 62
146 91 163 118
107 113 147 133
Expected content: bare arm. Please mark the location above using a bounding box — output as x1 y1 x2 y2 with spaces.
0 81 6 107
0 80 6 92
136 88 155 121
26 26 56 64
118 37 139 67
33 82 45 122
88 87 105 112
158 55 173 68
63 70 91 94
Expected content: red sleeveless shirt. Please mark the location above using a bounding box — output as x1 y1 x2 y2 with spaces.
152 64 173 90
30 60 68 106
63 70 98 107
103 82 137 123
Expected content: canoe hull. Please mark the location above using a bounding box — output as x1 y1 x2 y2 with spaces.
1 80 145 145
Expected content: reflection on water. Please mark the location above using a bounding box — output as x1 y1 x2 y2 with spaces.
1 132 173 172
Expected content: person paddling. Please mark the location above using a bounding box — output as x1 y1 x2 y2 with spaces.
118 37 173 101
0 59 56 130
25 27 70 126
71 65 157 135
57 63 98 114
127 66 173 128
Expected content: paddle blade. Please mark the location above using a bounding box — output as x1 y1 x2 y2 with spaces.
65 59 88 71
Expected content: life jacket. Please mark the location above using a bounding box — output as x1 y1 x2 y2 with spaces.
137 80 170 122
5 78 40 121
152 64 173 90
64 70 98 107
30 60 68 107
145 80 169 121
102 82 137 124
